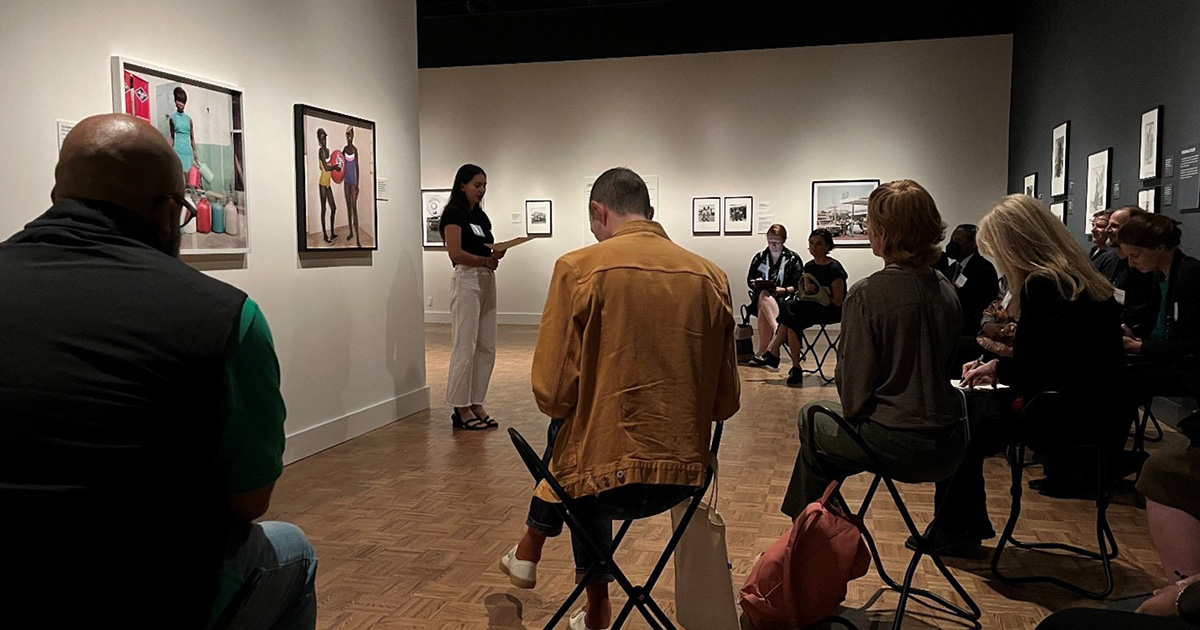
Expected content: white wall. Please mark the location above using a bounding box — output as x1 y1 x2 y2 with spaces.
0 0 428 463
420 36 1013 321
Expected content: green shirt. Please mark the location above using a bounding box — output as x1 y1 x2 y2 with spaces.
209 298 287 627
1152 279 1170 341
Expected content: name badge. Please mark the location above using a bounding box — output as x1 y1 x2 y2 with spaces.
1175 302 1180 322
1001 292 1012 309
470 224 486 237
954 273 968 288
1113 288 1126 305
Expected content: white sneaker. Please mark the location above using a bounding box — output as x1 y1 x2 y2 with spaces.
569 609 611 630
498 544 537 589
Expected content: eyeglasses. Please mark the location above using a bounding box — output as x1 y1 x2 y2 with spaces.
156 192 197 227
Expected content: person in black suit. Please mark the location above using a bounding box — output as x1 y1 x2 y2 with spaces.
1102 206 1158 336
946 225 1000 337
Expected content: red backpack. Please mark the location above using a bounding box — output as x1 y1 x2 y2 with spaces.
739 482 870 629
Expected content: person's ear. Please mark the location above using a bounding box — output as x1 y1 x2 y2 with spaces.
589 200 606 225
646 206 655 221
50 185 58 203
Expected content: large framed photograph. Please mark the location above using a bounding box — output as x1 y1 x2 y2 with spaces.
692 197 721 234
812 179 880 247
294 105 378 251
1139 187 1159 213
722 196 753 234
421 189 451 247
1141 106 1162 180
1085 148 1112 236
526 199 552 236
111 57 247 254
1052 122 1069 197
1024 173 1037 197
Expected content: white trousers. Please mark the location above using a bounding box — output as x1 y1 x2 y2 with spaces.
446 265 497 407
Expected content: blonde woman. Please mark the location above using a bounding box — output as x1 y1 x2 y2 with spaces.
933 194 1131 554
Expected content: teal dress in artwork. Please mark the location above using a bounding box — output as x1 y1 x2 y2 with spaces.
171 111 194 175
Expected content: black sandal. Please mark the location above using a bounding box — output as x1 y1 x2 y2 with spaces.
452 411 489 431
479 416 498 428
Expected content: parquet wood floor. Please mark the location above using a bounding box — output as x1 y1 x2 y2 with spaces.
264 324 1177 629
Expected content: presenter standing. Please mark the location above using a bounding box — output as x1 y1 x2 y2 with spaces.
439 164 504 430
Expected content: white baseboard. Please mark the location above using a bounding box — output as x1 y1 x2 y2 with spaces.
283 386 431 465
424 311 542 325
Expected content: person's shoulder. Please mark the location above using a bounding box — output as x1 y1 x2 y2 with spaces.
830 258 848 276
1021 273 1063 302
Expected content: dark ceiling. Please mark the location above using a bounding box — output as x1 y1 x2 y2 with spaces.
417 0 1017 68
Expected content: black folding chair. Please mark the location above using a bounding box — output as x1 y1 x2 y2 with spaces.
507 423 723 630
1130 354 1198 460
990 392 1119 599
798 323 841 385
806 392 981 630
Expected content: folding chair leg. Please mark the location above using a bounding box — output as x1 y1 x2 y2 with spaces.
990 443 1117 599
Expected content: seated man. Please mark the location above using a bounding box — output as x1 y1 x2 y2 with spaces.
1088 210 1111 262
0 114 316 629
499 167 740 630
944 223 1000 366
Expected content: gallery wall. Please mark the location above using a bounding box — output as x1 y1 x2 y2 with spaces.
419 35 1014 322
0 0 428 463
1008 0 1200 249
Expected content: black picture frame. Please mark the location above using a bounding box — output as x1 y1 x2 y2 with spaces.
1140 106 1163 181
525 199 553 236
722 196 753 234
692 197 721 234
421 188 451 247
294 104 379 251
1052 121 1069 197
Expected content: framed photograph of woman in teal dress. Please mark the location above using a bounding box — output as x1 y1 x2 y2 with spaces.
110 57 248 255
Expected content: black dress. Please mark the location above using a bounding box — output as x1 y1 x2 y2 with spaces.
776 259 847 330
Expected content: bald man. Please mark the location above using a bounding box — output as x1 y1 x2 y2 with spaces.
0 115 316 629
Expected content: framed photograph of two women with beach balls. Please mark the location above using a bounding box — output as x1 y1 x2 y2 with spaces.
294 104 379 251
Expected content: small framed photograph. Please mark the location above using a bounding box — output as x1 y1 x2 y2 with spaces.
526 199 552 236
812 179 880 247
1141 106 1162 180
421 188 451 247
1024 173 1037 197
294 105 378 251
722 196 753 234
1049 201 1066 224
1139 187 1159 213
1052 121 1069 197
1085 148 1112 236
692 197 721 234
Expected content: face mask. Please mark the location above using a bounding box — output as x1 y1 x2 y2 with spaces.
945 241 964 260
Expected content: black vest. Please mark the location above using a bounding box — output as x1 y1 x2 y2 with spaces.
0 199 247 628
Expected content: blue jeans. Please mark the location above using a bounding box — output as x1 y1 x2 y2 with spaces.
214 521 318 630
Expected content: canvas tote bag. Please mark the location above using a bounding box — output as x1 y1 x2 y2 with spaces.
670 465 739 630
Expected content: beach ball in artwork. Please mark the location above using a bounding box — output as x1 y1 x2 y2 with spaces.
329 150 346 184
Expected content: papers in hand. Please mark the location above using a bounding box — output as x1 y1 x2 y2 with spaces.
488 236 534 252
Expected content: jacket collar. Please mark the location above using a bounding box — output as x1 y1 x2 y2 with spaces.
7 198 175 256
611 219 669 240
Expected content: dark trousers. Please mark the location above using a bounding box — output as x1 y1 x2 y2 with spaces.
780 402 967 519
524 419 695 584
934 389 1135 537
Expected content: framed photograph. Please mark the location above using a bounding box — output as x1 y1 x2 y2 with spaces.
692 197 721 234
421 189 451 247
1139 187 1159 213
111 57 248 254
1140 106 1162 180
1049 201 1066 224
812 179 881 247
1024 173 1037 197
1051 122 1069 197
722 196 753 234
1085 148 1112 236
294 105 378 251
526 199 552 236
